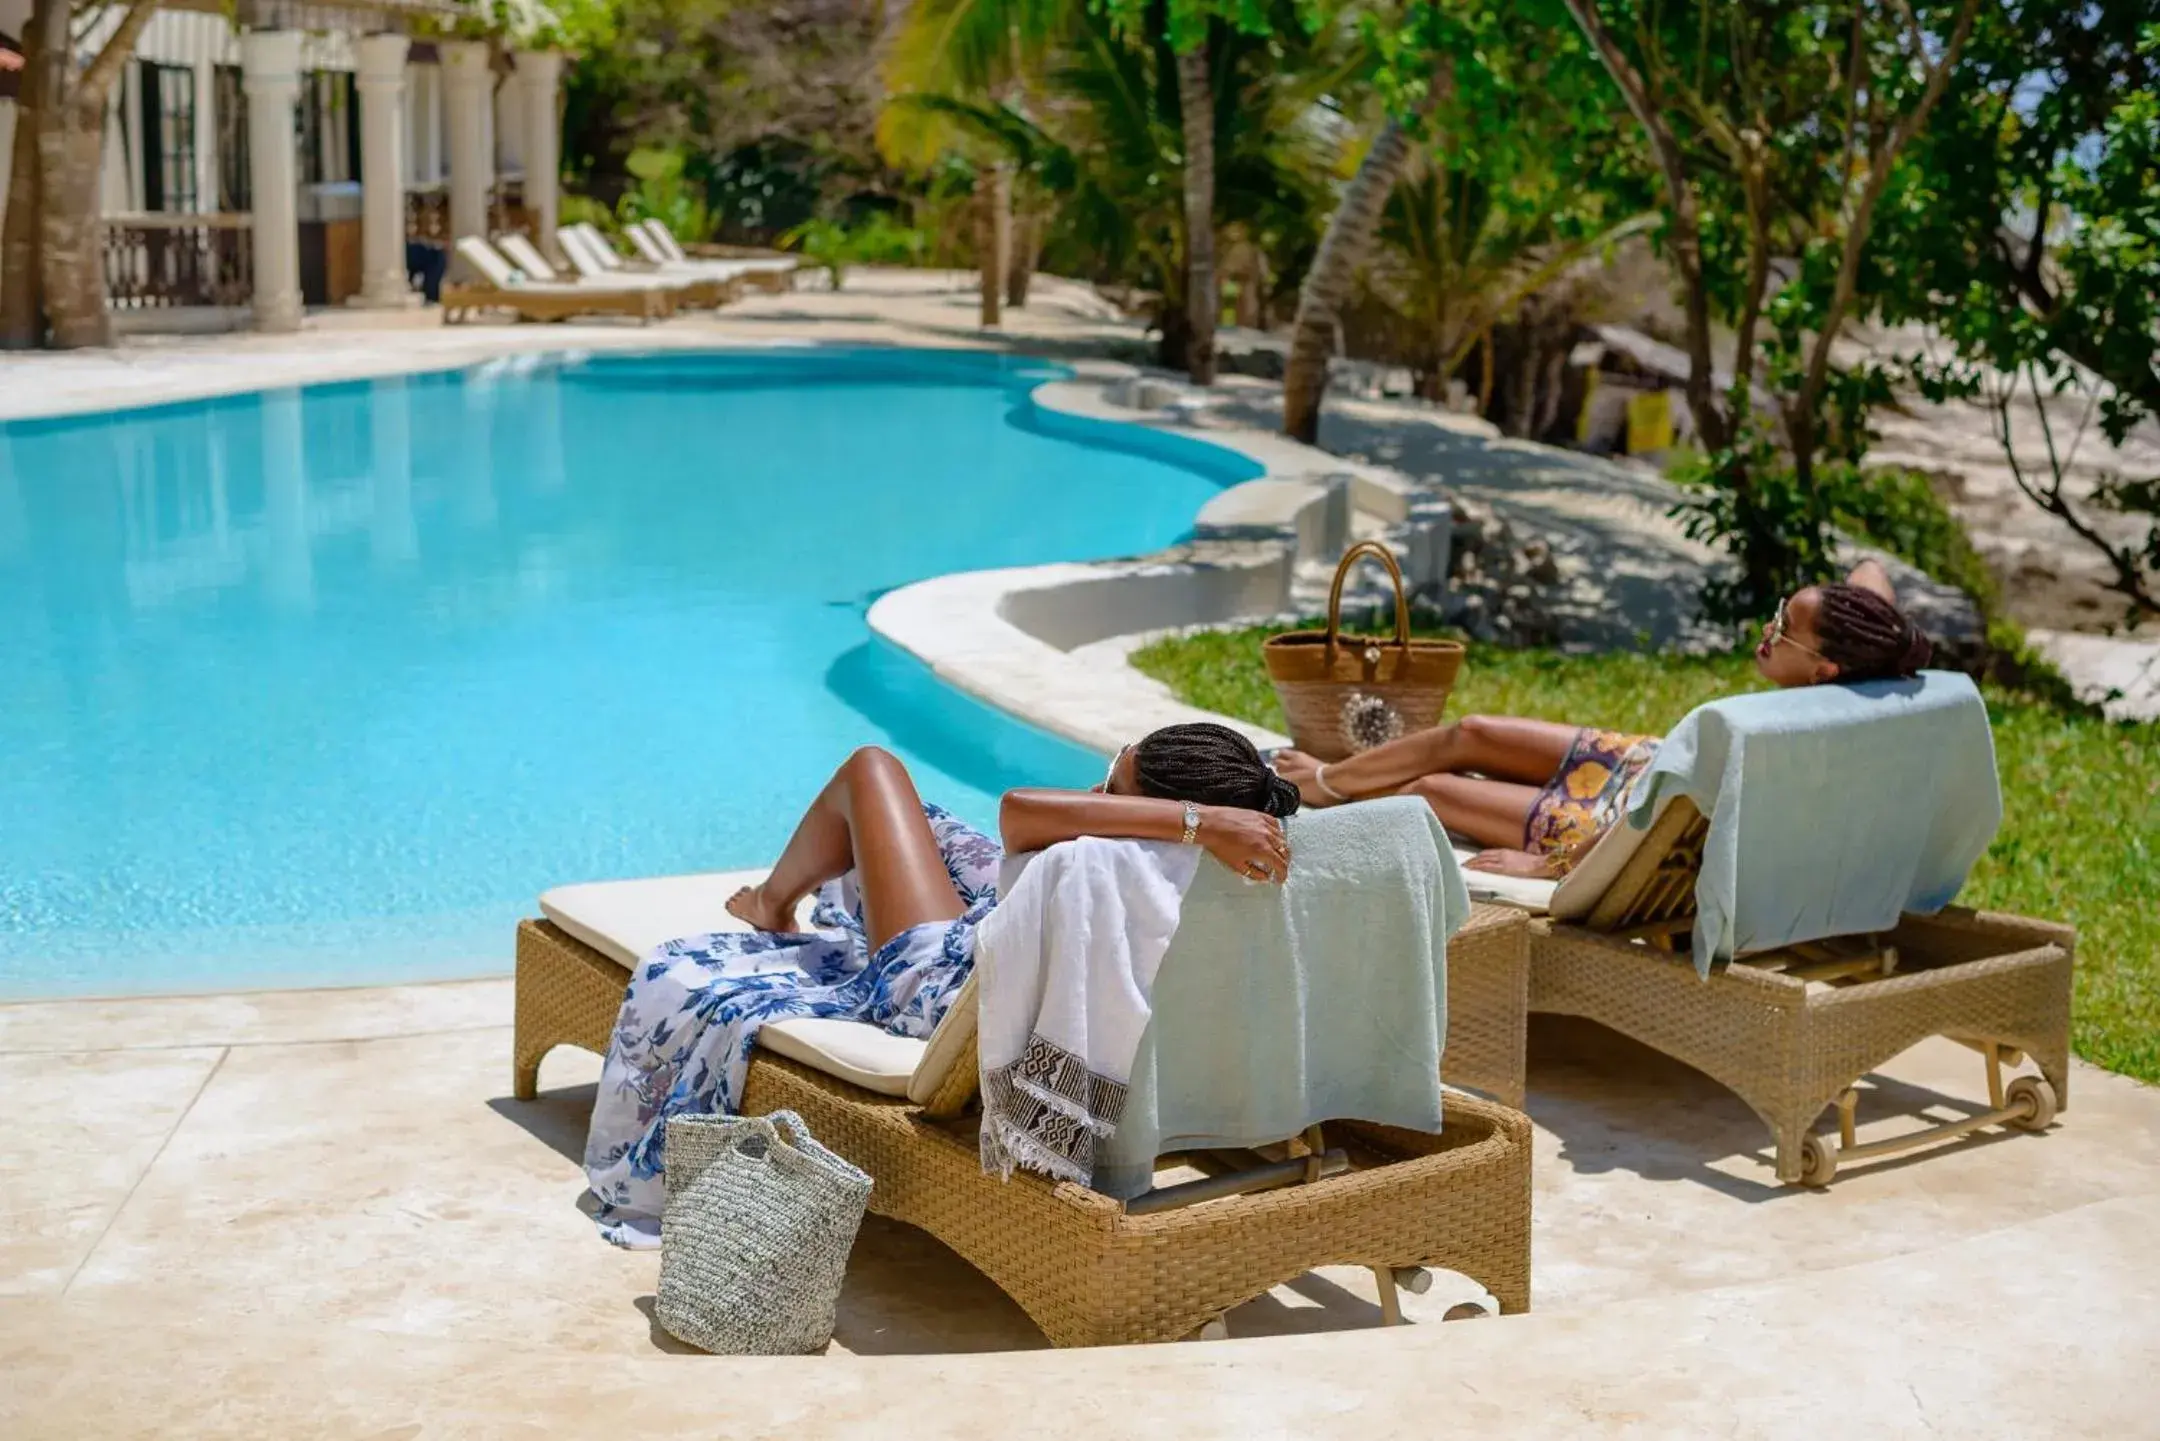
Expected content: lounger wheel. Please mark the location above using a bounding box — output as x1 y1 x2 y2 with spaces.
2006 1075 2058 1132
1798 1131 1839 1187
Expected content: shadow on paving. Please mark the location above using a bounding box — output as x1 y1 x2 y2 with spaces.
1525 1014 2020 1200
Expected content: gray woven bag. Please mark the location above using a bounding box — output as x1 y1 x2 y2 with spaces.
655 1110 872 1355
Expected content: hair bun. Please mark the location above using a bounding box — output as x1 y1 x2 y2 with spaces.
1263 772 1303 818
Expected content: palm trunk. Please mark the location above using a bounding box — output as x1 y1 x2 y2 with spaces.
1176 43 1216 385
1004 200 1037 308
977 162 1010 328
1281 116 1418 443
0 0 55 348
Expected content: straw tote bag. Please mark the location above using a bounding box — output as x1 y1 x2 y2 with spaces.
1263 540 1465 762
654 1110 872 1355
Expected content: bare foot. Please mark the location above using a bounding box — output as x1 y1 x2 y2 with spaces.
1272 749 1342 809
726 883 798 933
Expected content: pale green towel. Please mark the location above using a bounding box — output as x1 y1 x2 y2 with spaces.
1092 795 1471 1200
1627 670 2002 977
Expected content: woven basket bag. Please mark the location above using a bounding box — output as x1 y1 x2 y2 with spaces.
654 1110 872 1355
1264 540 1465 762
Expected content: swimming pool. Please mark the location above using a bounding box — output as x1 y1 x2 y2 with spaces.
0 348 1258 997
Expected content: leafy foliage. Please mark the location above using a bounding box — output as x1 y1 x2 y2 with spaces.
1877 14 2160 624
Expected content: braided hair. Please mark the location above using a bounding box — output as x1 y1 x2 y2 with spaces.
1814 583 1933 682
1132 722 1302 818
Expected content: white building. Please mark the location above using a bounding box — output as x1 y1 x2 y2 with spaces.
0 0 563 331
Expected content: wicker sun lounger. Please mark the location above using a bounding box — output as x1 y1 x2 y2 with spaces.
441 236 669 325
1516 796 2073 1186
511 891 1533 1346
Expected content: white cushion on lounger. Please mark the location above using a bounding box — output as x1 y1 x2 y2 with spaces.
539 872 929 1094
538 870 809 968
758 1019 925 1096
1450 848 1559 913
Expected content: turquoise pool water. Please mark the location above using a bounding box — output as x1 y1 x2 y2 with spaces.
0 348 1257 997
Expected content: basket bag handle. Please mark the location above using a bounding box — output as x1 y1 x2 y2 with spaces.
1323 540 1413 671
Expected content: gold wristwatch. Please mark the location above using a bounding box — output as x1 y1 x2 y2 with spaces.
1179 802 1200 846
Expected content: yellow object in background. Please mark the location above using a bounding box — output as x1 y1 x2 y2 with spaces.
1626 388 1675 454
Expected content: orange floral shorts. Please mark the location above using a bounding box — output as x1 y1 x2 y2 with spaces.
1523 728 1661 873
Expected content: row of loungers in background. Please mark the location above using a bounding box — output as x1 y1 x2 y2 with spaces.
442 221 797 325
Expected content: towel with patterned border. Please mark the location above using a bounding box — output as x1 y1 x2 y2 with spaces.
971 836 1201 1186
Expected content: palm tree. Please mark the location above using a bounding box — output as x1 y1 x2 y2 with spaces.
1279 63 1448 444
1175 41 1216 382
879 0 1068 326
1362 152 1655 407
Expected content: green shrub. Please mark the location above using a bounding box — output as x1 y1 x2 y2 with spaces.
778 212 933 290
616 149 714 245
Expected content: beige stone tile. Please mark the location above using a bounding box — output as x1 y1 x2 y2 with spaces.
5 1194 2156 1439
0 979 510 1055
0 1048 225 1297
1522 1017 2160 1306
57 1030 1051 1356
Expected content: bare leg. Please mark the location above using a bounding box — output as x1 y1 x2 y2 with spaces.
726 747 966 951
1400 774 1544 849
1277 714 1581 808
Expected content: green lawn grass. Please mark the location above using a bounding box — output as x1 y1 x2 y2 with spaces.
1132 626 2160 1085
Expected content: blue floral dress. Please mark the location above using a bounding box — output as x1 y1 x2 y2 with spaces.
582 804 1004 1247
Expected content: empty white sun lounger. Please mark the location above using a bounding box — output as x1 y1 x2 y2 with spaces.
441 236 668 324
554 226 724 309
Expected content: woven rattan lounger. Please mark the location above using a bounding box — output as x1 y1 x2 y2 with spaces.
511 894 1533 1346
441 236 669 325
1518 796 2073 1186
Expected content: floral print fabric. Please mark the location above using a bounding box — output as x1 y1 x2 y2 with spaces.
1522 728 1661 873
582 804 1003 1247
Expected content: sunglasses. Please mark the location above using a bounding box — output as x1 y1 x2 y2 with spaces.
1766 598 1824 660
1098 744 1130 793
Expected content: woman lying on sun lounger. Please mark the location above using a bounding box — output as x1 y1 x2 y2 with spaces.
584 723 1298 1244
1270 560 1933 883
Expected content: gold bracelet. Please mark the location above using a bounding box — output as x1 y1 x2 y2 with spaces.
1180 802 1200 846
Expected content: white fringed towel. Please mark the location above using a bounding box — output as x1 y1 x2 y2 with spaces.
971 837 1201 1185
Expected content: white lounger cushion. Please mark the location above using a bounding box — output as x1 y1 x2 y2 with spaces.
538 871 934 1097
1451 848 1560 913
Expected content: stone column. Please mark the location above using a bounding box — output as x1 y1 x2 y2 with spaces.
241 30 304 333
439 39 493 275
513 50 563 264
353 32 412 307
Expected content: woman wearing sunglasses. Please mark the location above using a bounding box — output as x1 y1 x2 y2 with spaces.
1270 559 1933 881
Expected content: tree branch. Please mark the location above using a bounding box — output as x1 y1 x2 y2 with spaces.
1994 366 2160 618
1793 0 1983 447
1563 0 1725 448
76 0 162 117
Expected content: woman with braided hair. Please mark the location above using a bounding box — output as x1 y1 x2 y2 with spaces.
582 722 1303 1240
1271 559 1934 881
